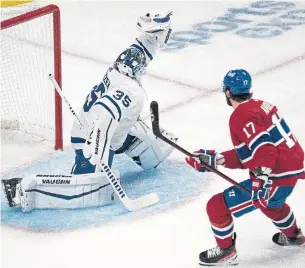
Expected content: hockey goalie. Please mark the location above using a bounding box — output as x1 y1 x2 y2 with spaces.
2 11 177 212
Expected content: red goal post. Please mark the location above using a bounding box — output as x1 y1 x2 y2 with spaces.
1 4 63 150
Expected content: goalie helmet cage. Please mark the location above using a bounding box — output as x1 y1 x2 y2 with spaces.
1 4 63 150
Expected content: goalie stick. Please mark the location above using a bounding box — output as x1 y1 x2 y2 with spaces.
150 101 251 196
101 163 159 211
49 74 84 129
48 74 160 211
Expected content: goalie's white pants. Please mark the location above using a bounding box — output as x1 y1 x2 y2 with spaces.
18 173 119 212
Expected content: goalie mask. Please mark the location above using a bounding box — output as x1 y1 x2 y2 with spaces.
137 11 173 48
114 47 146 81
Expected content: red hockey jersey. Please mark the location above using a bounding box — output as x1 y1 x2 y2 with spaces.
221 99 304 186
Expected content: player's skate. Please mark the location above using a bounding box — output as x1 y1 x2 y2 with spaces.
199 234 238 266
272 229 305 246
2 178 22 207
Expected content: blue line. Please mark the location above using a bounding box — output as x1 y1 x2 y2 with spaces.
102 95 122 121
136 38 153 60
26 183 110 200
94 101 116 120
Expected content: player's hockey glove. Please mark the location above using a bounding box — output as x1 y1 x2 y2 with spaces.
251 167 273 208
185 150 224 172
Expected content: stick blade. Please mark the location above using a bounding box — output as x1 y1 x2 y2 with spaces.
122 193 160 212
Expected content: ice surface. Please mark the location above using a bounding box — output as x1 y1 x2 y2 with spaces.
1 1 305 268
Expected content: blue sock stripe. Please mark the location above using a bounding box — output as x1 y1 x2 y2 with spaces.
273 212 295 229
211 225 234 238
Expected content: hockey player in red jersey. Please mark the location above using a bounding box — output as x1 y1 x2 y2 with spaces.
186 69 305 266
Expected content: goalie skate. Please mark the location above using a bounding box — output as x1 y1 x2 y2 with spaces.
2 178 22 207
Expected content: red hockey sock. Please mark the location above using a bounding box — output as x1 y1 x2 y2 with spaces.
261 204 299 238
281 221 299 238
206 193 234 248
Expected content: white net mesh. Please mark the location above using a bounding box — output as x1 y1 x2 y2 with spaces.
1 4 60 146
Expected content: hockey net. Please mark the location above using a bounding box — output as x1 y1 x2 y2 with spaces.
1 3 63 151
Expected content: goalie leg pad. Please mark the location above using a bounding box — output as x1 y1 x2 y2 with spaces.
11 173 120 212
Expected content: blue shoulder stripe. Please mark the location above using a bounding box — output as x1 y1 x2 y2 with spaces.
102 95 122 121
250 133 273 151
269 119 291 144
235 145 251 162
136 38 153 60
94 101 116 120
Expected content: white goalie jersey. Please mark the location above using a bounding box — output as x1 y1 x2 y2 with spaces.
71 35 157 153
72 67 146 166
71 35 177 171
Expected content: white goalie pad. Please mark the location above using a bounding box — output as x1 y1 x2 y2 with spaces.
125 119 178 169
17 172 120 212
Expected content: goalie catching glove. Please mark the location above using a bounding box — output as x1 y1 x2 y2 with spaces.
185 149 225 172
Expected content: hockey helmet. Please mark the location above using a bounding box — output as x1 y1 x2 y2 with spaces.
222 69 252 95
114 47 146 80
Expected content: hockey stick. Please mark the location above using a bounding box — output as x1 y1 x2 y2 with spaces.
49 74 84 129
48 74 160 211
150 101 251 195
101 163 159 211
